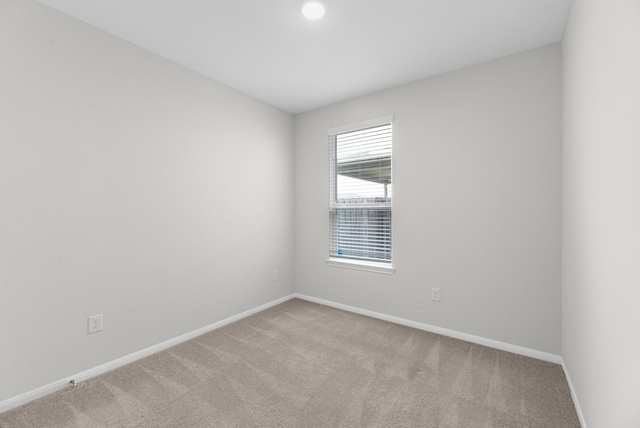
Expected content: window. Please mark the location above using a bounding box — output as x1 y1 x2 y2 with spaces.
328 116 394 274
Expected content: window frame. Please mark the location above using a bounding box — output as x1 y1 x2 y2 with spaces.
326 116 396 275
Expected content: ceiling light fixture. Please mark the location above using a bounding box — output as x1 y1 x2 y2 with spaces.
301 0 326 20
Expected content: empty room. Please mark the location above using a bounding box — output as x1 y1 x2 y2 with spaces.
0 0 638 427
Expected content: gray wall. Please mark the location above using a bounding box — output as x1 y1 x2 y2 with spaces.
294 44 562 354
0 0 295 402
563 0 640 426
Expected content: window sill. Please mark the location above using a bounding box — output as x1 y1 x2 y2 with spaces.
326 258 396 275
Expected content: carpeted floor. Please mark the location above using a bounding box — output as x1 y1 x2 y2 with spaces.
0 299 580 427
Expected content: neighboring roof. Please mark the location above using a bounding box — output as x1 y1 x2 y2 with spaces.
337 155 391 185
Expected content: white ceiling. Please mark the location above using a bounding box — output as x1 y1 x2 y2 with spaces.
37 0 572 114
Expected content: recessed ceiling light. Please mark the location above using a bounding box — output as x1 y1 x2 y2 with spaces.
301 0 326 20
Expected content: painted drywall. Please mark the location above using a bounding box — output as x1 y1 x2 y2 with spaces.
0 0 294 402
295 43 562 354
562 0 640 426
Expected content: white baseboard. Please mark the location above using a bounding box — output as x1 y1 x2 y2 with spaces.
561 360 588 428
293 293 563 364
0 294 296 414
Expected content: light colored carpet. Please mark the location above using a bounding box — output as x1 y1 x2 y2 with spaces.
0 299 580 427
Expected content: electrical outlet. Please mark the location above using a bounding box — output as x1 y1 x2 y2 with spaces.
272 270 278 281
431 288 441 302
88 314 103 334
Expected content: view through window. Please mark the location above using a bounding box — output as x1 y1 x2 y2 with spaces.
329 121 392 264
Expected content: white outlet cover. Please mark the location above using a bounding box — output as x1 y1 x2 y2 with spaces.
88 314 103 334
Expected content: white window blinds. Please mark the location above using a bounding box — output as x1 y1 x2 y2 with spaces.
329 121 392 264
